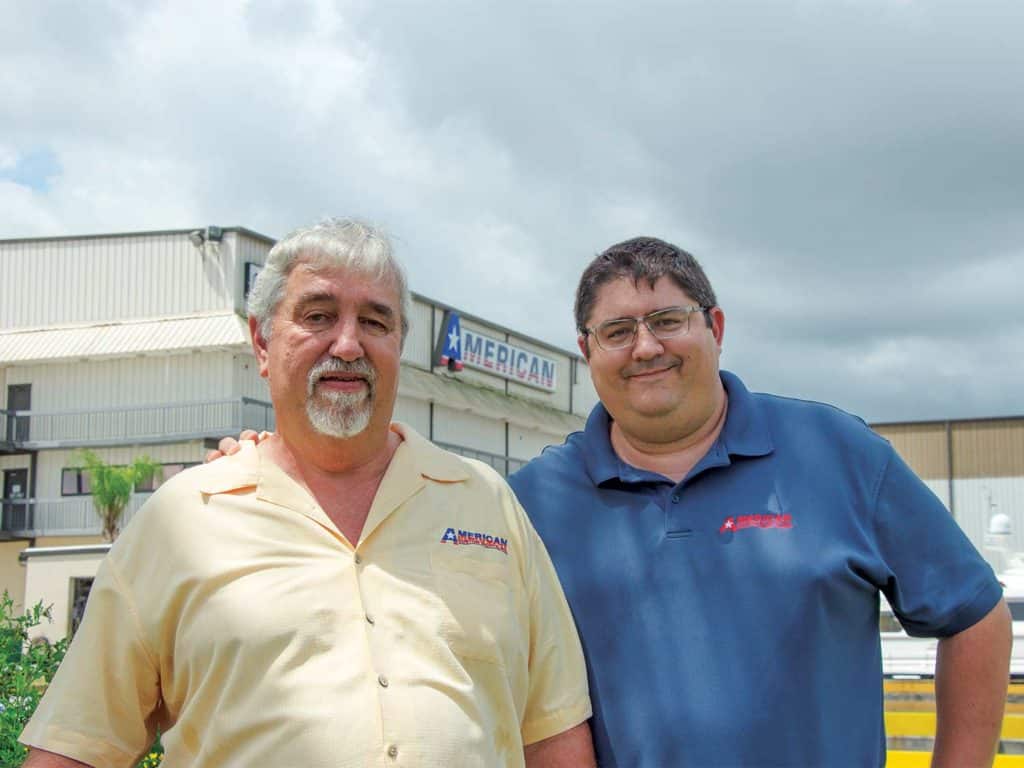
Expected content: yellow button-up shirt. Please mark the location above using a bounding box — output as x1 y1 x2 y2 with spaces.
22 424 590 767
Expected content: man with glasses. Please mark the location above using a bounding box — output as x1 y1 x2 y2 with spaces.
209 235 1012 766
508 236 1011 767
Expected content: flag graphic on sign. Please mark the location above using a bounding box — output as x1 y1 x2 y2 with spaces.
436 311 464 371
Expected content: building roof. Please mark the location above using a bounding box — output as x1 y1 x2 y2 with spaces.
0 313 251 364
399 365 584 437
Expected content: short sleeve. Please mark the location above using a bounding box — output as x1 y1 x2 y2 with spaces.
19 555 160 768
517 500 592 745
875 448 1003 638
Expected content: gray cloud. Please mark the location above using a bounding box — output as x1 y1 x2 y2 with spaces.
2 0 1021 421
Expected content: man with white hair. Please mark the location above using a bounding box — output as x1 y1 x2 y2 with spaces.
20 219 594 768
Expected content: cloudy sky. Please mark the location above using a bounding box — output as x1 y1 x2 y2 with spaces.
2 0 1021 422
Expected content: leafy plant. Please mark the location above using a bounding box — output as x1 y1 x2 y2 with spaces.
0 591 69 766
78 450 161 541
0 592 164 766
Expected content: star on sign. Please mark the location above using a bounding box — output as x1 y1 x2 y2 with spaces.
448 329 460 352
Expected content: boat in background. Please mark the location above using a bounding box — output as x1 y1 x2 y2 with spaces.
882 511 1024 679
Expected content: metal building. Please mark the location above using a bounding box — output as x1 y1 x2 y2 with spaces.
873 417 1024 573
0 226 598 611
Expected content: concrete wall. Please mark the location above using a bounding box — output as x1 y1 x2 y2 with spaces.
23 548 107 642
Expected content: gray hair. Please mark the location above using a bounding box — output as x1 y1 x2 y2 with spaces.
247 218 411 345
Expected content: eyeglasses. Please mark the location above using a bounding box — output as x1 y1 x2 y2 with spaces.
584 305 708 351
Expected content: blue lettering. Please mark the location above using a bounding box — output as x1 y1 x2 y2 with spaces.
542 360 556 387
528 357 540 382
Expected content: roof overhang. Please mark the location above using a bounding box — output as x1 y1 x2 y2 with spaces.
0 313 251 365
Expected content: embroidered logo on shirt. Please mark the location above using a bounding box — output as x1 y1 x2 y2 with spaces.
440 527 509 554
718 513 793 534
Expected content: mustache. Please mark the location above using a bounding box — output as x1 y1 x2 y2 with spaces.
622 356 681 378
306 357 377 395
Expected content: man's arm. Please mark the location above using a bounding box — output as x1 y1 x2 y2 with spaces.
931 599 1012 768
524 721 596 768
22 748 92 767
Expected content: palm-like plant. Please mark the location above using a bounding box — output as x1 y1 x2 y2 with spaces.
79 451 161 541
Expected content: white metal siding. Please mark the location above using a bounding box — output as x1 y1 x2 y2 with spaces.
0 455 31 472
572 359 599 417
36 443 208 498
0 314 249 364
401 299 435 369
952 477 1024 571
8 353 235 411
393 396 431 436
508 425 563 461
233 233 272 315
431 405 505 455
233 354 271 401
1 234 237 329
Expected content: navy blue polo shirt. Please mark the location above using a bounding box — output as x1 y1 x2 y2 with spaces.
510 371 1001 768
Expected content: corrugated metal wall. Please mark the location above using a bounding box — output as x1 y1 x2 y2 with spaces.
401 299 434 369
233 353 271 401
874 418 1024 572
393 397 431 437
7 353 235 411
1 234 237 329
874 423 950 480
36 442 207 497
431 404 506 455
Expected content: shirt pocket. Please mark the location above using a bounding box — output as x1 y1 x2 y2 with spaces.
430 548 517 666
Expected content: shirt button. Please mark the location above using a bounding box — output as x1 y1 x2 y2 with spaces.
366 613 375 625
387 745 398 759
378 674 389 688
354 553 363 564
671 495 680 503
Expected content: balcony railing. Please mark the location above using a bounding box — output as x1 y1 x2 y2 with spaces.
1 435 526 537
1 495 149 537
0 398 275 449
434 441 528 478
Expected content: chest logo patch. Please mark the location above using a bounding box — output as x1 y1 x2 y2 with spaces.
440 527 510 554
719 513 793 534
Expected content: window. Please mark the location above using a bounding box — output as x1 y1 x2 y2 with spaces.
1008 601 1024 622
60 468 91 496
134 462 198 492
61 462 199 496
69 577 94 638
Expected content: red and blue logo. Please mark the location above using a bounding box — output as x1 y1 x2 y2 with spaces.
440 526 509 554
719 513 793 534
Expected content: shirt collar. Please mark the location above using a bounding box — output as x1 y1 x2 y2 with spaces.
580 369 773 486
197 422 472 545
387 421 471 483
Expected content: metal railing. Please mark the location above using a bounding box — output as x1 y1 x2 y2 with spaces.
1 434 525 536
434 441 528 478
1 495 150 537
0 398 275 449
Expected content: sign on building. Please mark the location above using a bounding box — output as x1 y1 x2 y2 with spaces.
434 311 557 392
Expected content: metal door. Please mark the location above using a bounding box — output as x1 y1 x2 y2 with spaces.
2 468 30 531
6 384 31 443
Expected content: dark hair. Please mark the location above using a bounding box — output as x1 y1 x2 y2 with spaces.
574 236 718 335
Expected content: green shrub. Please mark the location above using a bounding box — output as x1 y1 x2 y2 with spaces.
0 591 69 766
0 591 164 766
